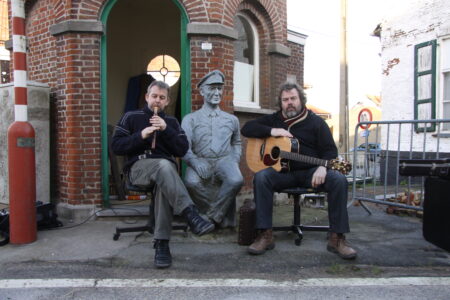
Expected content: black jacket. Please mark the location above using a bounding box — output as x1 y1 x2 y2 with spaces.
241 110 337 170
111 106 189 172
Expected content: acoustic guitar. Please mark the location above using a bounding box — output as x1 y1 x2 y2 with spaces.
245 136 352 174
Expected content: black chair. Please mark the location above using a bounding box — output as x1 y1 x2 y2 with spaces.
108 125 187 241
112 173 189 241
273 187 329 246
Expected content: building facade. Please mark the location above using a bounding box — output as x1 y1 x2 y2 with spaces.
380 0 450 150
8 0 304 218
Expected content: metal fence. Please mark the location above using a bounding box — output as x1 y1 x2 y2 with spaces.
346 119 450 214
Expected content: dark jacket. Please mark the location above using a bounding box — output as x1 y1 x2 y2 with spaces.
241 110 337 170
111 106 189 172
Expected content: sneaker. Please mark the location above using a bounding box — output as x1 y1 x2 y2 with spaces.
183 206 215 235
153 239 172 268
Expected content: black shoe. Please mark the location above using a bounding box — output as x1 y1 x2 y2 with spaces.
153 239 172 268
182 206 215 236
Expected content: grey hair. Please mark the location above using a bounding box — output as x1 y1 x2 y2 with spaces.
277 81 307 108
147 80 170 95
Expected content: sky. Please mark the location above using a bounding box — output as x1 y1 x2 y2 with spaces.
286 0 386 115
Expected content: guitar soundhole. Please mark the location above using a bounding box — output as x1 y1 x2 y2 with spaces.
271 147 280 159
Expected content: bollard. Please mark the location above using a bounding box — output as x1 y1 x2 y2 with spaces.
8 121 37 244
7 0 37 244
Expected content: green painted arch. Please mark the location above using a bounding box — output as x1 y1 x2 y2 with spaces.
100 0 191 206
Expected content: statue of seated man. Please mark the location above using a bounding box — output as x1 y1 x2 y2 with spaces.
181 70 243 228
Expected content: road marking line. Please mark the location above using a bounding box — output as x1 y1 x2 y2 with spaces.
0 277 449 289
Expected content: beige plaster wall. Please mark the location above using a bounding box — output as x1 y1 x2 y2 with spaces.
106 0 181 126
0 82 50 204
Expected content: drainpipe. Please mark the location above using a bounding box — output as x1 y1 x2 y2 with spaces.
8 0 37 244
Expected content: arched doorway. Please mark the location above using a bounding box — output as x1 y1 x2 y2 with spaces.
100 0 191 205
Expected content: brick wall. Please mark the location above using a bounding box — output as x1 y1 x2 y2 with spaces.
16 0 295 208
190 37 235 112
53 32 102 205
286 41 304 87
24 0 103 206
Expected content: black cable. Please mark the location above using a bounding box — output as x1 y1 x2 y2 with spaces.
1 200 150 231
41 206 149 231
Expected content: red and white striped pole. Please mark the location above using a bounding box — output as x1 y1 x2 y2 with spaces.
7 0 37 244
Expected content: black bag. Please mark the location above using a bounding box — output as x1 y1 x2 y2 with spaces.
423 177 450 251
238 199 257 246
36 202 63 230
0 209 9 246
0 202 62 246
399 159 450 179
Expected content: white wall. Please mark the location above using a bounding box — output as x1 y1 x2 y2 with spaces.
0 82 50 204
380 0 450 151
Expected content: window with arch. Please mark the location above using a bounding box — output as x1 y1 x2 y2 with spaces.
233 13 260 108
147 54 180 87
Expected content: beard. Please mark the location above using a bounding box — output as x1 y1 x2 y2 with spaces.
284 105 302 118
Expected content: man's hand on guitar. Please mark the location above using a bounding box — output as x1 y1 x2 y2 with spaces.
311 166 327 188
270 128 293 137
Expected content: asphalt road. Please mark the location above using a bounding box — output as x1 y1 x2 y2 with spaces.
0 203 449 299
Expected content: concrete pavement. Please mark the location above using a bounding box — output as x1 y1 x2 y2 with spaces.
0 202 449 279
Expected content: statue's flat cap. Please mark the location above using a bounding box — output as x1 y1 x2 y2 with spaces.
197 70 224 88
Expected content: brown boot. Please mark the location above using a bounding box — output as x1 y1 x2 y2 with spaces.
247 229 275 255
327 232 357 259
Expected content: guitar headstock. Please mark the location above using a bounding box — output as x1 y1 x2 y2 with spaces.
329 159 352 175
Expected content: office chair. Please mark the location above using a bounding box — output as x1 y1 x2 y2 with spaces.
273 187 329 245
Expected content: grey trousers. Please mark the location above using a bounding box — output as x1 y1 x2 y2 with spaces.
253 167 350 234
184 157 243 227
129 158 194 240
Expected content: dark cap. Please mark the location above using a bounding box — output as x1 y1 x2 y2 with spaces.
197 70 225 88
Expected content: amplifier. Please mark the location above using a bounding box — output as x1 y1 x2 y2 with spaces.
399 158 450 179
424 177 450 251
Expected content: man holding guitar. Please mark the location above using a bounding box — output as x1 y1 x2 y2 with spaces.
241 82 357 259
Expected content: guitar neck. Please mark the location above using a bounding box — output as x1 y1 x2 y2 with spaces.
280 151 329 168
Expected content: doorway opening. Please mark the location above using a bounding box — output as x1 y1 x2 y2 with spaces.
100 0 191 205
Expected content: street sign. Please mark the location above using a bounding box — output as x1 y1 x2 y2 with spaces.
358 108 373 129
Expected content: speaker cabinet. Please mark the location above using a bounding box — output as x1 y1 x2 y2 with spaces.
424 177 450 251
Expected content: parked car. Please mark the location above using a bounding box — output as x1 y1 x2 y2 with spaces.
350 143 381 162
350 143 381 154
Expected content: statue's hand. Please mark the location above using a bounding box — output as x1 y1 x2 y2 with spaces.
193 160 211 179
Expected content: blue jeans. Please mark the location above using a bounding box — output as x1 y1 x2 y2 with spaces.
253 167 350 233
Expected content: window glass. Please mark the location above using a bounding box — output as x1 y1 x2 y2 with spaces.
444 72 450 100
233 14 259 107
443 71 450 130
418 45 432 72
418 74 432 100
234 16 254 65
147 55 180 87
441 39 450 130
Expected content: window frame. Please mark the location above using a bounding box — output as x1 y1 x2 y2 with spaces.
438 36 450 132
414 39 437 132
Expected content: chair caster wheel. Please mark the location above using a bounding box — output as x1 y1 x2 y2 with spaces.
113 233 120 241
295 238 302 246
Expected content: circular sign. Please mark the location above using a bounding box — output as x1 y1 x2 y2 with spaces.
358 108 373 129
